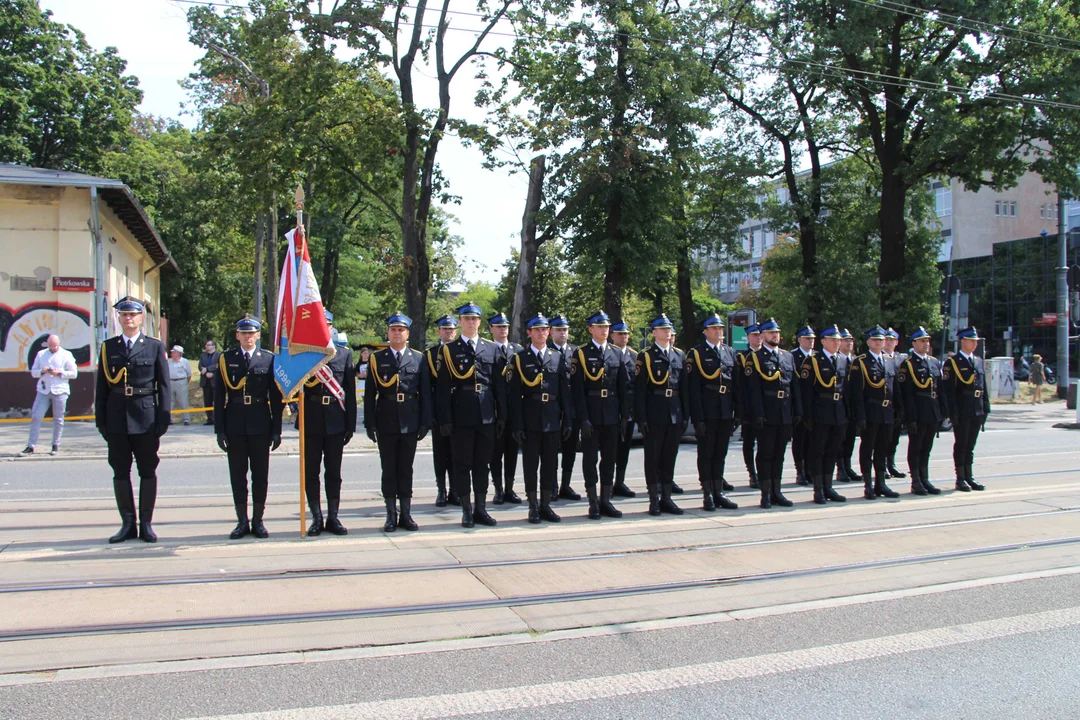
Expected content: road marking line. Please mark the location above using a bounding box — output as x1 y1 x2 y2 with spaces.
194 604 1080 720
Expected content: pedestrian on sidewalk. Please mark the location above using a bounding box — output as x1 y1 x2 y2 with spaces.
21 334 78 456
169 346 192 425
1029 354 1046 404
198 340 219 425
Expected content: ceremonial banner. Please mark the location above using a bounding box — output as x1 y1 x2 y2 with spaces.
273 224 335 400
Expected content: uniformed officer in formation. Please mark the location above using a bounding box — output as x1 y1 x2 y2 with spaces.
214 314 284 539
737 323 763 489
836 328 861 484
789 326 816 487
95 296 171 543
898 326 945 496
744 318 800 508
487 311 523 505
942 327 989 492
507 314 574 523
437 302 506 527
366 312 432 531
571 311 632 519
686 314 739 511
610 321 638 498
883 328 908 480
848 326 900 500
426 315 459 507
797 325 848 504
548 315 582 501
300 310 356 536
633 314 689 516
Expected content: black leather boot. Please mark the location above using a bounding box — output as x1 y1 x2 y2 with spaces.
613 481 636 498
398 498 419 531
586 486 601 519
812 475 826 505
138 475 157 543
492 477 505 505
966 465 985 491
448 489 462 506
771 474 793 507
887 457 906 478
503 479 522 504
600 485 623 518
559 471 581 501
922 463 941 495
527 497 541 524
325 498 348 535
875 472 900 499
760 488 772 509
796 465 811 486
748 469 760 489
539 489 561 522
824 473 846 503
714 483 738 510
383 499 398 532
835 464 849 484
648 485 662 516
862 465 877 499
721 478 734 492
910 468 928 496
670 482 684 494
845 459 862 482
229 504 250 539
702 481 716 511
109 477 138 543
307 498 324 536
251 504 269 538
435 482 448 508
472 494 497 526
659 484 684 515
461 496 474 528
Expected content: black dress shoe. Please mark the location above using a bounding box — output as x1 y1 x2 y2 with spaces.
473 503 498 526
702 490 716 512
715 493 738 510
887 466 907 479
492 489 505 505
435 489 448 507
448 490 462 506
721 479 734 492
659 497 684 515
876 483 900 499
772 493 794 507
539 503 561 522
911 483 928 496
824 488 847 503
527 502 541 524
229 520 250 540
504 490 522 504
967 478 985 491
613 483 636 498
813 490 827 505
923 480 942 495
558 486 581 501
251 520 269 538
325 516 348 535
139 523 157 543
307 514 324 536
461 507 474 528
864 487 877 500
588 498 601 519
760 493 772 509
670 483 684 495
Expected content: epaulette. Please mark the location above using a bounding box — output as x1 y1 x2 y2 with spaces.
855 354 866 360
947 351 956 357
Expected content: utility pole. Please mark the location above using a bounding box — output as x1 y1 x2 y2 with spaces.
1057 193 1070 399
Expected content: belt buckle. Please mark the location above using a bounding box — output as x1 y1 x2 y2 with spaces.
931 391 937 399
719 385 728 395
882 399 890 407
124 385 133 397
664 388 673 397
776 390 785 399
600 389 608 398
974 390 983 398
243 395 252 405
833 392 841 401
475 383 483 393
541 393 549 403
396 392 406 403
322 395 332 405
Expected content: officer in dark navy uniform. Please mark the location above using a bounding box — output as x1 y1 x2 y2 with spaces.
95 296 171 543
848 325 900 500
437 301 506 528
633 313 689 516
898 326 945 496
426 315 459 507
798 325 849 504
548 314 582 501
610 321 638 498
883 327 908 480
836 328 862 484
790 325 816 487
487 311 523 505
214 314 284 539
571 311 632 519
300 310 356 536
942 327 990 492
745 318 801 508
508 314 574 523
686 313 739 511
366 312 432 531
736 323 763 489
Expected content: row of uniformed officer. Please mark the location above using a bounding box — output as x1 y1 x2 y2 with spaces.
686 314 739 510
425 315 460 507
487 312 523 505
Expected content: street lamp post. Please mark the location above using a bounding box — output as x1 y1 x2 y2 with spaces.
1057 194 1070 399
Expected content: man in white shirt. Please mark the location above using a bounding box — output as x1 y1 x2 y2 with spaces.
22 335 78 456
168 346 193 426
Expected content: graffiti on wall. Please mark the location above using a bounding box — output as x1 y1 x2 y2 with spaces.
0 302 92 371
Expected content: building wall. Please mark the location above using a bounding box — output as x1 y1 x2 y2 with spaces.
950 172 1059 260
0 185 161 415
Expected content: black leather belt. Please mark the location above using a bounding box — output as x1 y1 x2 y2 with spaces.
649 388 675 397
704 384 729 394
587 389 611 397
456 383 489 393
765 389 788 398
964 389 984 398
112 385 155 396
394 391 418 403
229 391 261 405
526 393 551 403
818 392 842 401
915 390 938 398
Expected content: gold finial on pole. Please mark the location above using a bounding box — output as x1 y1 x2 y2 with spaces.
295 183 305 228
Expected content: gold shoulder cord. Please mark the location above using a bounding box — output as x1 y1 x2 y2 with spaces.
304 376 321 388
514 353 543 387
369 354 400 391
643 350 670 385
441 343 476 380
218 354 246 391
948 357 975 385
99 342 127 385
426 348 438 377
905 359 933 389
751 351 780 381
810 356 836 388
691 348 722 381
858 358 885 389
576 348 604 382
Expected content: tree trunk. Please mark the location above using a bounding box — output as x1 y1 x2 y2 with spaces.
512 155 547 344
604 259 623 323
265 193 279 341
253 211 266 321
878 170 908 315
676 243 695 340
601 28 630 322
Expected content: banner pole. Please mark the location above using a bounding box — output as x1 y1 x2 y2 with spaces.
299 388 307 537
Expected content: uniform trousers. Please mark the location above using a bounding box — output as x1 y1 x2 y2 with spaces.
808 422 845 480
377 432 418 499
755 423 792 485
615 421 634 485
432 430 452 488
840 422 858 468
304 433 345 508
907 421 938 475
202 385 214 422
888 419 903 461
450 424 495 498
560 420 579 478
697 420 734 488
643 422 681 488
521 430 561 499
858 420 891 475
581 423 620 489
792 421 808 471
226 433 270 509
107 432 161 481
489 430 519 491
741 421 757 472
952 416 983 473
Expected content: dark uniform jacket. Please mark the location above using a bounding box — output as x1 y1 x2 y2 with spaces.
436 336 506 428
633 344 689 426
508 346 573 433
941 352 991 418
686 341 739 423
885 352 908 420
365 346 432 435
213 347 284 437
848 352 896 426
736 348 759 423
95 334 171 435
791 346 813 377
745 346 801 425
898 352 947 424
618 346 638 421
301 347 356 436
571 342 631 427
799 351 849 425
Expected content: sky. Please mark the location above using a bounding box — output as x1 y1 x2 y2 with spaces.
39 0 529 285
